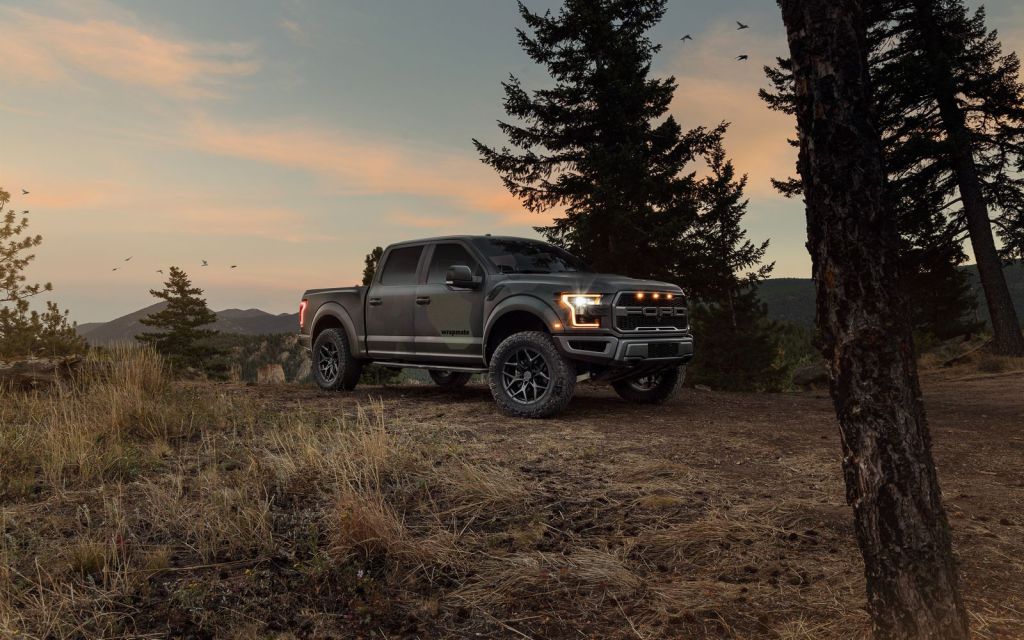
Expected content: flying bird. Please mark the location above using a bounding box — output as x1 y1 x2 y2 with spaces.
736 21 749 30
22 210 29 214
21 189 29 195
112 267 119 271
124 256 132 262
680 34 692 41
156 269 164 274
736 54 749 61
201 260 208 267
230 265 237 269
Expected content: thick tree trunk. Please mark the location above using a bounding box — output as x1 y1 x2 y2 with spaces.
910 0 1024 356
778 1 969 638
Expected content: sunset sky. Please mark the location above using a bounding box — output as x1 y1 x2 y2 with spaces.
3 0 1023 322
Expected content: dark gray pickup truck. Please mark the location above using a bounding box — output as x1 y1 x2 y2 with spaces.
299 236 694 417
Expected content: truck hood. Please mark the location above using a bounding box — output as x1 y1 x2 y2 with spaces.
501 272 682 294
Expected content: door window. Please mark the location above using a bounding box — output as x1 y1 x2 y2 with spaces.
378 246 423 285
427 243 480 284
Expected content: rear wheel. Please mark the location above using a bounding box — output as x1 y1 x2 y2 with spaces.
488 331 575 418
612 366 684 404
312 328 362 391
429 370 473 389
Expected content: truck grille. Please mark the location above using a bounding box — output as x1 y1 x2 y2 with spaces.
613 292 688 332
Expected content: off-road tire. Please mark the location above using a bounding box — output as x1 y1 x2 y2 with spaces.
489 331 575 418
312 328 362 391
612 366 684 404
429 370 473 389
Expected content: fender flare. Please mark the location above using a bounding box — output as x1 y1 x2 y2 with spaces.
483 294 563 362
310 302 364 358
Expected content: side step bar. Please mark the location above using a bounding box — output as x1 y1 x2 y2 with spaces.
380 361 488 374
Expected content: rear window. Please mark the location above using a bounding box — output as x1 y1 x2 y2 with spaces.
378 246 423 285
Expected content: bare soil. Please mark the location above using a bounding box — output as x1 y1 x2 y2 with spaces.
235 368 1024 639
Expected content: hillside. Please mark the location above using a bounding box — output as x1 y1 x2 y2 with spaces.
76 303 299 346
758 262 1024 328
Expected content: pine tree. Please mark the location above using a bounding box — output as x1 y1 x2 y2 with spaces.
0 187 85 358
362 246 383 286
763 0 1024 353
898 0 1024 354
138 267 222 372
473 0 722 280
685 141 783 390
778 0 967 634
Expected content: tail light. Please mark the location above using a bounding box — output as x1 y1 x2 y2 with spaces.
299 299 308 329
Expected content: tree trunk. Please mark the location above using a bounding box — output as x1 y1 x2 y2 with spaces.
910 0 1024 356
778 1 969 638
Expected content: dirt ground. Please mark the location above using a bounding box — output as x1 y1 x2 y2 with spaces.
4 363 1022 639
241 368 1024 638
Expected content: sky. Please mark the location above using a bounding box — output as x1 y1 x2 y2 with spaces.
3 0 1023 323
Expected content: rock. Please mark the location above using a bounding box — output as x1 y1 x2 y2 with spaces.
295 358 311 382
257 363 286 384
0 356 82 389
793 362 829 387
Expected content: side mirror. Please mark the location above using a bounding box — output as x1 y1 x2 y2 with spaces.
445 265 480 289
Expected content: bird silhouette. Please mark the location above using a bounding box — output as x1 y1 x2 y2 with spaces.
112 267 119 271
21 189 29 195
736 21 749 30
736 54 749 61
201 260 208 267
22 210 28 214
156 269 164 274
124 256 132 262
680 34 692 41
230 265 237 269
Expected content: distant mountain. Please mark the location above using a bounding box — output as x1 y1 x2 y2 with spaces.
77 303 300 346
757 263 1024 328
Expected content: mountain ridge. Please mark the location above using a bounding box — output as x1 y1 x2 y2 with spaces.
76 303 300 346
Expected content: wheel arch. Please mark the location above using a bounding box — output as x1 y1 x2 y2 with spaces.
310 302 363 357
483 295 562 363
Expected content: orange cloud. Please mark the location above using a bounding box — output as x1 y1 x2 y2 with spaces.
664 21 797 198
183 115 552 227
0 6 258 99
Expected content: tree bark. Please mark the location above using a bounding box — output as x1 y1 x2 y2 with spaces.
778 1 969 638
909 0 1024 356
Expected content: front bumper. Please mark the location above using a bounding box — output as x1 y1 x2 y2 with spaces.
553 333 694 365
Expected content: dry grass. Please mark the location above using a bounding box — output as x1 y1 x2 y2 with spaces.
1 348 1020 638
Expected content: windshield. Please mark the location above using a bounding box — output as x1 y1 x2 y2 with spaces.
471 238 588 274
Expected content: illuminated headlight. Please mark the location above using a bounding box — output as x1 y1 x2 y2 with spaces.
559 293 602 328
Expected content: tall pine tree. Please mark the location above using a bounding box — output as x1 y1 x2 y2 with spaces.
473 0 722 281
687 141 784 390
763 0 1024 351
139 267 222 372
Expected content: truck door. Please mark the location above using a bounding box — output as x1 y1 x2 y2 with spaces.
414 242 485 364
365 244 425 359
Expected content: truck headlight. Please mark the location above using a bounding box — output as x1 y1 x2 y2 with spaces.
559 293 602 328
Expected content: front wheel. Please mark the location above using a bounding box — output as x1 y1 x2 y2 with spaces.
612 366 684 404
312 328 362 391
488 331 576 418
429 370 473 389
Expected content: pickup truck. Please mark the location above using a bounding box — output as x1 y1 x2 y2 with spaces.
299 236 694 418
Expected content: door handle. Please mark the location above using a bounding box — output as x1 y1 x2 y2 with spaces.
416 296 431 305
368 297 383 306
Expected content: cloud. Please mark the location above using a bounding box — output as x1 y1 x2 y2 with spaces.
183 115 549 227
0 6 258 99
279 19 310 45
663 21 797 198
